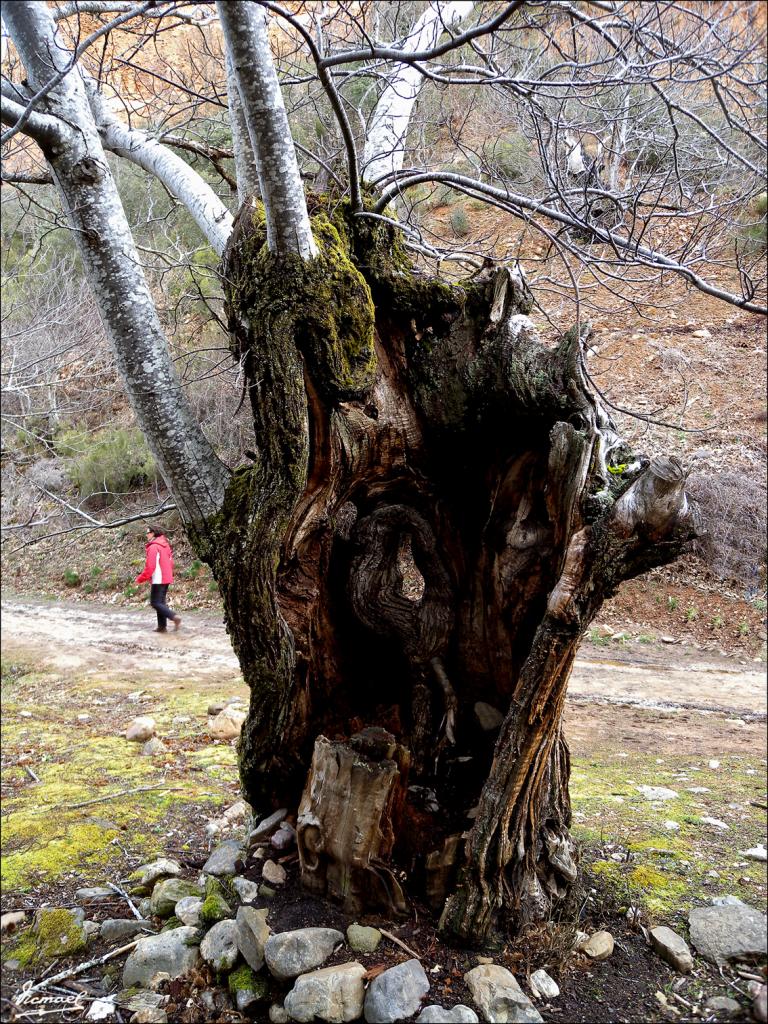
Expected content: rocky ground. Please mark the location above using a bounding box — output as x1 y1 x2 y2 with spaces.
1 598 766 1023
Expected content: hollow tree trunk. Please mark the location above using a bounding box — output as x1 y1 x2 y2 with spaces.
206 196 694 946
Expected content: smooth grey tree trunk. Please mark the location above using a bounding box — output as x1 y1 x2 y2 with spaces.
1 1 229 524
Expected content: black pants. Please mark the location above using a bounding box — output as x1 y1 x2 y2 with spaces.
150 583 176 630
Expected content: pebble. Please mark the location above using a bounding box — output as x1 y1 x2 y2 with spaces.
529 968 560 1000
271 825 296 852
236 906 271 971
265 927 343 981
739 845 767 862
1 911 26 933
141 737 168 757
250 809 289 842
464 964 543 1023
122 927 200 988
125 717 156 742
284 961 366 1024
232 876 260 903
101 919 153 943
86 999 116 1021
703 995 741 1018
262 860 287 885
346 923 382 953
200 920 239 972
649 926 694 973
701 817 730 831
364 959 430 1024
582 931 614 961
636 786 678 801
174 896 202 927
417 1006 479 1023
132 859 181 888
202 839 245 876
208 707 246 740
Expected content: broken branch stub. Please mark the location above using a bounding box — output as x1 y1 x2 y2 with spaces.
297 730 410 916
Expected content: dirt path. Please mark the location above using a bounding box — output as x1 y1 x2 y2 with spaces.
2 597 766 758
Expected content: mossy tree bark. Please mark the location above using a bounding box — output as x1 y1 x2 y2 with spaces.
204 196 694 946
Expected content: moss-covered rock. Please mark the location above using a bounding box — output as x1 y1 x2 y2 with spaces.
200 877 233 926
228 963 269 1012
150 878 199 918
34 907 88 959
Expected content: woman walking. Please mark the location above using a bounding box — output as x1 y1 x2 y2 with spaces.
136 526 181 632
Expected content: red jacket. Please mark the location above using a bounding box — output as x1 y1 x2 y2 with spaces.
136 535 174 585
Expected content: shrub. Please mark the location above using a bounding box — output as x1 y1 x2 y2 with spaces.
63 427 158 504
688 469 767 589
449 206 471 237
183 559 203 580
63 569 81 588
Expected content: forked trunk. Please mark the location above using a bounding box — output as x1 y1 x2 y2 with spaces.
204 196 694 945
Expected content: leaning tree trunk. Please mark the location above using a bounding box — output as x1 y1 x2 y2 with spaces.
204 195 694 946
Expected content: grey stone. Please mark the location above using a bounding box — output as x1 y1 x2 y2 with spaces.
85 998 116 1021
75 887 114 903
363 958 430 1023
200 920 239 972
208 707 246 739
636 785 678 801
84 921 100 944
269 1006 290 1023
262 859 287 885
129 1010 167 1024
250 809 288 842
417 1005 479 1023
688 899 767 965
740 845 767 862
174 896 202 927
114 991 165 1012
202 839 245 877
529 969 560 1000
271 825 296 852
122 928 200 988
265 927 344 981
232 877 260 903
582 931 614 961
236 906 271 971
285 961 366 1023
649 926 693 973
132 859 182 888
346 923 381 953
464 964 544 1024
141 737 168 757
126 717 156 742
149 878 199 918
704 995 741 1018
138 899 153 918
101 919 154 944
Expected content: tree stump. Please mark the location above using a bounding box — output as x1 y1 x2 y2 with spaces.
297 729 410 915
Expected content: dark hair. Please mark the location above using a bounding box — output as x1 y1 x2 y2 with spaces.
146 525 165 537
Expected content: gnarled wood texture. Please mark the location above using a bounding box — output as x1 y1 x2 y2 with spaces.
215 197 695 945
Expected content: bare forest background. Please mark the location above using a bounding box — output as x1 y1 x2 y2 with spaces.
1 1 765 628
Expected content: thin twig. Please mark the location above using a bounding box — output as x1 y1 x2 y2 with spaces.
379 928 421 960
107 882 143 921
52 785 180 812
14 940 140 1003
24 766 41 784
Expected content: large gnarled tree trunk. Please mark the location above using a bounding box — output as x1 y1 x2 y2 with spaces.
203 196 694 946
